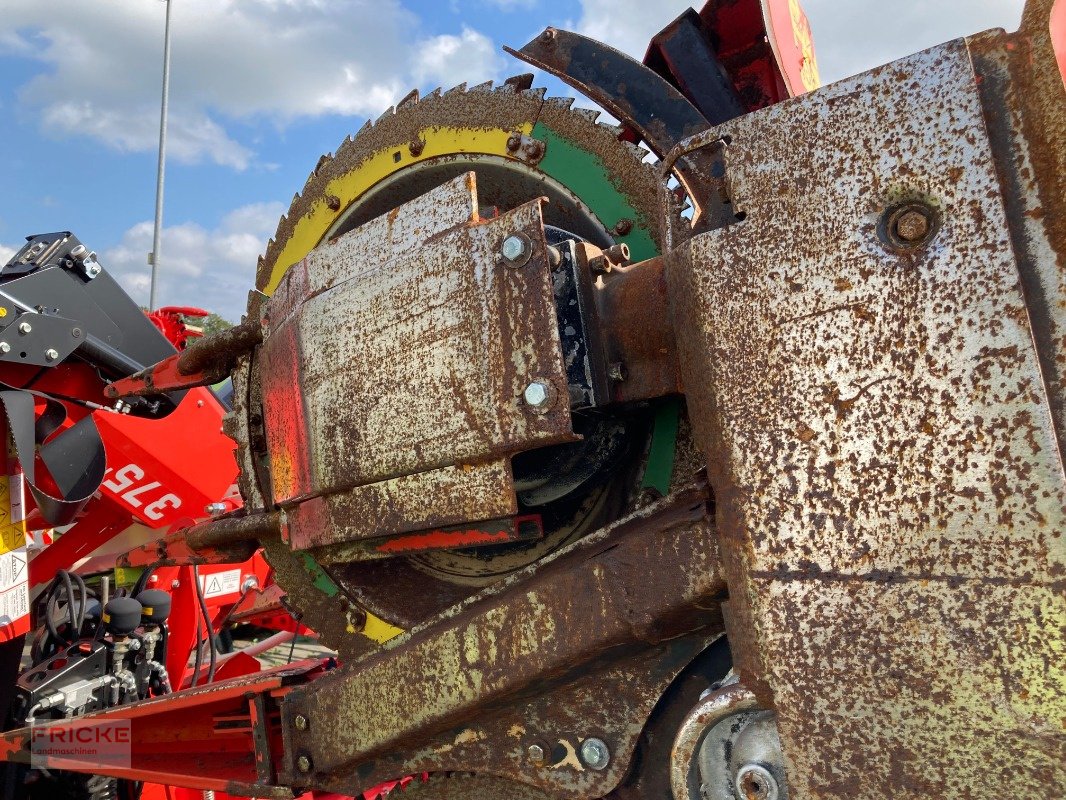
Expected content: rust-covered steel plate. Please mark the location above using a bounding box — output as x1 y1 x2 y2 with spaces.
256 172 574 548
668 28 1066 800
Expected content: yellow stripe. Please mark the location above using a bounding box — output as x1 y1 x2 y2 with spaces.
264 124 532 295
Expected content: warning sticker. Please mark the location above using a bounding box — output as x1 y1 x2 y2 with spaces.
0 548 29 639
200 568 241 599
0 467 29 640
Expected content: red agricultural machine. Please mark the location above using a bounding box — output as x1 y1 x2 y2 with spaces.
0 1 1062 799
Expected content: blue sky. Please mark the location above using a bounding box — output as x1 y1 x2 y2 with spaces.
0 0 1024 321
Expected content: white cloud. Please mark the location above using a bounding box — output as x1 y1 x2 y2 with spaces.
0 0 502 169
574 0 696 60
802 0 1024 84
0 243 19 265
572 0 1024 84
484 0 538 9
413 27 505 89
102 202 285 321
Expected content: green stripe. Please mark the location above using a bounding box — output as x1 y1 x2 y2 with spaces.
300 553 340 597
532 123 657 262
642 399 680 496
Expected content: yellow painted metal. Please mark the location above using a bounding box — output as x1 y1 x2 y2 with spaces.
263 124 533 296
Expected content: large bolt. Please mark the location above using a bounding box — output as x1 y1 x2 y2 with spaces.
0 343 10 355
613 218 633 236
18 322 31 335
526 742 547 766
523 380 554 412
538 28 557 46
735 764 779 800
295 754 313 774
506 133 523 152
895 209 930 242
204 502 228 517
579 737 610 770
45 349 59 362
293 714 309 731
501 233 532 267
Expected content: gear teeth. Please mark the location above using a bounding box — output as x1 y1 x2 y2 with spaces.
544 96 575 110
397 88 419 109
621 141 648 160
313 153 331 176
425 87 443 100
597 122 625 137
571 107 601 123
356 118 373 136
375 105 396 125
519 87 546 102
468 80 493 93
443 83 467 97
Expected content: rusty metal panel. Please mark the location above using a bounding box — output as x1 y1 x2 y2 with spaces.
595 256 682 403
668 33 1066 800
278 487 723 791
286 459 517 550
257 172 574 515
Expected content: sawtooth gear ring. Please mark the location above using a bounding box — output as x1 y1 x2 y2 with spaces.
245 77 668 660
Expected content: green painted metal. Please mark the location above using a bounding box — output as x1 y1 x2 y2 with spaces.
532 123 657 262
642 399 680 496
300 553 340 597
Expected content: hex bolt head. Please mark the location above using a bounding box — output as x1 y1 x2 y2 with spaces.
18 322 31 335
507 133 523 152
45 349 59 362
735 764 779 800
613 218 633 236
523 380 554 412
295 754 313 774
0 343 10 355
526 742 547 766
579 737 610 771
538 27 557 46
294 714 309 731
204 502 228 517
895 209 930 242
501 234 531 266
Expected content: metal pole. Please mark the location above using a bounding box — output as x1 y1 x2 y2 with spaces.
149 0 173 311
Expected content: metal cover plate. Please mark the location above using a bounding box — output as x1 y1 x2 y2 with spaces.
669 39 1066 797
258 172 574 507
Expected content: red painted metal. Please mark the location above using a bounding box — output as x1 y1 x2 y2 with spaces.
147 306 209 351
1054 0 1065 86
0 660 332 796
757 0 820 95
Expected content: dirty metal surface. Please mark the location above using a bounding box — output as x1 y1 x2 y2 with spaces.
668 27 1066 800
340 635 720 799
285 459 517 551
595 256 682 403
257 173 574 523
278 486 723 792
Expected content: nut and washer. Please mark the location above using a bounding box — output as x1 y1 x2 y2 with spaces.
523 380 555 412
18 322 31 335
294 714 309 731
526 742 547 766
884 202 936 249
45 349 59 362
295 754 313 774
501 233 532 268
894 209 930 242
579 737 610 770
735 764 779 800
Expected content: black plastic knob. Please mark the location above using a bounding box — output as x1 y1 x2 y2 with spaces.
103 597 142 636
135 589 171 623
